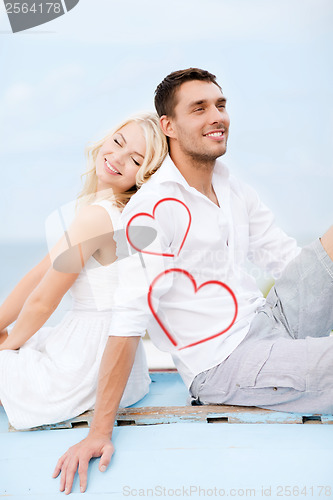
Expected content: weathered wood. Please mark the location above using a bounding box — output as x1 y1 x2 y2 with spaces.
9 405 333 431
7 372 333 431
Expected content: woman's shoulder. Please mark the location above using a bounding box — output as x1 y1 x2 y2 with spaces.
91 199 121 225
70 202 119 242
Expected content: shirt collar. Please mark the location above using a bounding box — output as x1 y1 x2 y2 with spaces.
153 154 230 191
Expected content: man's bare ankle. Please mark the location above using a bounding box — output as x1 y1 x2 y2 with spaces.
320 225 333 261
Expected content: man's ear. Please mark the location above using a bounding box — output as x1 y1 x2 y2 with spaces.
160 115 176 139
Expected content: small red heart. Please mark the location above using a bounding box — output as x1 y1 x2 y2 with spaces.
147 268 238 350
126 198 191 258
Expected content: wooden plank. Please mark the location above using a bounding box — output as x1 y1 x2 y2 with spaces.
9 405 333 431
6 372 333 431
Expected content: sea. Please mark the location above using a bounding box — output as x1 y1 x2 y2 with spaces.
0 240 72 327
0 233 316 329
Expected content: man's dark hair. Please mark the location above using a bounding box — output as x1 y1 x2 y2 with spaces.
154 68 222 117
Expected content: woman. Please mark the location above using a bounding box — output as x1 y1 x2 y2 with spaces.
0 112 168 430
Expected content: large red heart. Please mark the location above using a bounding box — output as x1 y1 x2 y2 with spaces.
147 268 238 350
126 198 191 258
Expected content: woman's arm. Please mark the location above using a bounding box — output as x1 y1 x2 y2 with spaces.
0 253 51 332
0 267 79 351
0 204 116 351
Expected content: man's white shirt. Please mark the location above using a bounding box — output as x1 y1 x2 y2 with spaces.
109 155 301 388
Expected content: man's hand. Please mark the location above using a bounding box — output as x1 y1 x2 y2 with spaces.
52 433 114 494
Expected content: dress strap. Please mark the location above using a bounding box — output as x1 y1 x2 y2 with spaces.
91 199 121 231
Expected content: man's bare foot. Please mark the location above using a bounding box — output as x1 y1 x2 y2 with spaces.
320 225 333 262
0 329 8 345
0 329 7 406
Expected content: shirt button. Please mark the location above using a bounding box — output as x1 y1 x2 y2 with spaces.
273 387 278 391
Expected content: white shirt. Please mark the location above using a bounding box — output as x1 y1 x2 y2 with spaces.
109 155 301 388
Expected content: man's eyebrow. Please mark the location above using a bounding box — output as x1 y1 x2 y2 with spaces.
188 99 206 108
187 97 227 108
118 133 144 158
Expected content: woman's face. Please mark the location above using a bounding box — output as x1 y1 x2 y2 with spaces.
96 122 146 193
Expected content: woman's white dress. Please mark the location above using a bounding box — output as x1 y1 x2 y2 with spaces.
0 200 151 430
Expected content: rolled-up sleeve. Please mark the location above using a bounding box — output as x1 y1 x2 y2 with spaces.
242 182 302 278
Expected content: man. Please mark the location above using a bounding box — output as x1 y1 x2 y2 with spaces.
53 68 333 494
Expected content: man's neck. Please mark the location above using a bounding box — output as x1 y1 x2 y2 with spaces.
169 149 219 206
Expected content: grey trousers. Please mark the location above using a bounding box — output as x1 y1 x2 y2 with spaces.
190 238 333 414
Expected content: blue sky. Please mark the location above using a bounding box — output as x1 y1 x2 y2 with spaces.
0 0 332 244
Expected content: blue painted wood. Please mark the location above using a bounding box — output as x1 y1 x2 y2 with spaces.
1 372 333 498
131 371 188 407
1 424 332 499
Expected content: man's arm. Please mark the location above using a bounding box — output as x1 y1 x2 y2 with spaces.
53 191 175 494
53 335 140 495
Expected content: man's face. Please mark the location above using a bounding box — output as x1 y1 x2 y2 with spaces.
168 80 230 163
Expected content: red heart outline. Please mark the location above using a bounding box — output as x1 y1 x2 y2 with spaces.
147 268 238 350
126 198 191 258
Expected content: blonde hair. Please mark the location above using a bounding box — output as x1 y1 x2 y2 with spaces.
77 112 168 209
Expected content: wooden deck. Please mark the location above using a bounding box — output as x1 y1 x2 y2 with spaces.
1 372 333 499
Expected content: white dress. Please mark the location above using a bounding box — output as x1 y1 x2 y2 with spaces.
0 200 151 430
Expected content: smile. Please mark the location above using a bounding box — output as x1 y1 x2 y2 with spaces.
104 158 121 175
204 130 225 138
